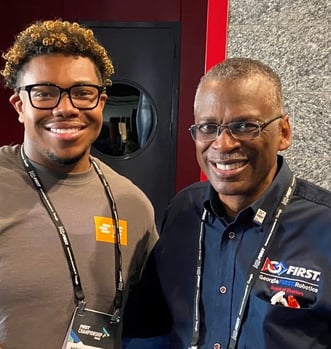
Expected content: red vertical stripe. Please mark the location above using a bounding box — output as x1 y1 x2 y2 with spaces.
201 0 229 181
205 0 229 70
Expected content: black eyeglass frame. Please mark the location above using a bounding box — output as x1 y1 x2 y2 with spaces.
17 83 106 110
189 114 285 142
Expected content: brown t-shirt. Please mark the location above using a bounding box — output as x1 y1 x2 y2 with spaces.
0 144 158 349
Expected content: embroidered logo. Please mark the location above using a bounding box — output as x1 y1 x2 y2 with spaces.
261 257 288 275
259 257 321 295
262 257 321 281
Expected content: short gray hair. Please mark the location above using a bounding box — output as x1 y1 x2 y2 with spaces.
194 57 284 113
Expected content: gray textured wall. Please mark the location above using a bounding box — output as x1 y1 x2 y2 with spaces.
227 0 330 190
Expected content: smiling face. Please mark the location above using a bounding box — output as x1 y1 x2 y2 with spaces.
9 54 107 173
194 76 291 215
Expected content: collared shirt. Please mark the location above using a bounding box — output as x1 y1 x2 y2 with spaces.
150 156 331 349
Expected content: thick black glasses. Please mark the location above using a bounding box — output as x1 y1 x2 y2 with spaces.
189 115 284 142
17 83 105 110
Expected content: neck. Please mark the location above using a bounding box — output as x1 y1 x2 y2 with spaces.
219 195 252 219
21 144 92 174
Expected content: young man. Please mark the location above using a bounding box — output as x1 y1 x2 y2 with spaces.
0 19 158 349
126 57 331 349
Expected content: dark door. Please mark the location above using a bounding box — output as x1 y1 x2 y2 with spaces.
83 22 180 229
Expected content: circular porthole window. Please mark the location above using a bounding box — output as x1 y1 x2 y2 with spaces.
93 82 156 158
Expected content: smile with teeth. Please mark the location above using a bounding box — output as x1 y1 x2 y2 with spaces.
215 161 246 170
50 128 81 134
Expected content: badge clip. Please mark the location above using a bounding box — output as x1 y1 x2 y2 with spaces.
110 308 121 323
77 300 87 315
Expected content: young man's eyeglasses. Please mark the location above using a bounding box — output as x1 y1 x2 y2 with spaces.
16 83 106 110
189 115 285 142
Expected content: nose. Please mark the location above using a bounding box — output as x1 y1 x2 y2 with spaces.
216 125 232 138
212 126 240 150
53 93 79 116
58 92 75 107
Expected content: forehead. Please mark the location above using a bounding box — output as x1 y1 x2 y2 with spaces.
19 54 100 85
195 77 276 118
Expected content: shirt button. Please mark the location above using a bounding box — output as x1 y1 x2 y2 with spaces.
219 286 227 294
213 343 221 349
228 231 236 239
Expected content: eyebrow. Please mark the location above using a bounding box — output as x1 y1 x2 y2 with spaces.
196 115 262 123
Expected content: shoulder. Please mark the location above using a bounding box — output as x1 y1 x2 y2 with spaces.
161 181 208 230
91 156 155 214
289 178 331 228
295 178 331 209
0 145 24 176
93 156 149 196
0 145 20 164
169 181 209 206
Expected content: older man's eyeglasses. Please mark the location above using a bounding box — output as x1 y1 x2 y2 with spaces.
17 83 106 110
189 115 284 142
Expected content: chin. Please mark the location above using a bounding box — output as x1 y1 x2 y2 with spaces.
46 150 86 167
212 181 247 196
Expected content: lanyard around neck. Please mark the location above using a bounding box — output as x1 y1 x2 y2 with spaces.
20 145 123 322
189 176 296 349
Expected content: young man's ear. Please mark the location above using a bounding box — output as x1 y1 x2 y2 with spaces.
9 93 24 123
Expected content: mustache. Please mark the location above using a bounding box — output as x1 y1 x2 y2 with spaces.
209 151 248 162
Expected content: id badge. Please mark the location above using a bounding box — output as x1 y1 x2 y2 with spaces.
63 307 117 349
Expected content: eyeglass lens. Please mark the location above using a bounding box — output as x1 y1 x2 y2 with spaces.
191 122 260 142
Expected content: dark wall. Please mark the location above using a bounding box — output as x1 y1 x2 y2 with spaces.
0 0 206 191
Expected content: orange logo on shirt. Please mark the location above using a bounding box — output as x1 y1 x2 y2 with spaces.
94 216 128 245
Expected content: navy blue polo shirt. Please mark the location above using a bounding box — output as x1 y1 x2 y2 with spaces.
152 156 331 349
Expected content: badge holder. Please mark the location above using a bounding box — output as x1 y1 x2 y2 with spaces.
63 303 119 349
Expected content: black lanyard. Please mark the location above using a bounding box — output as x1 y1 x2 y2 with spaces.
20 145 123 322
189 176 296 349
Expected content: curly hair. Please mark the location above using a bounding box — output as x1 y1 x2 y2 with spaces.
1 19 115 89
